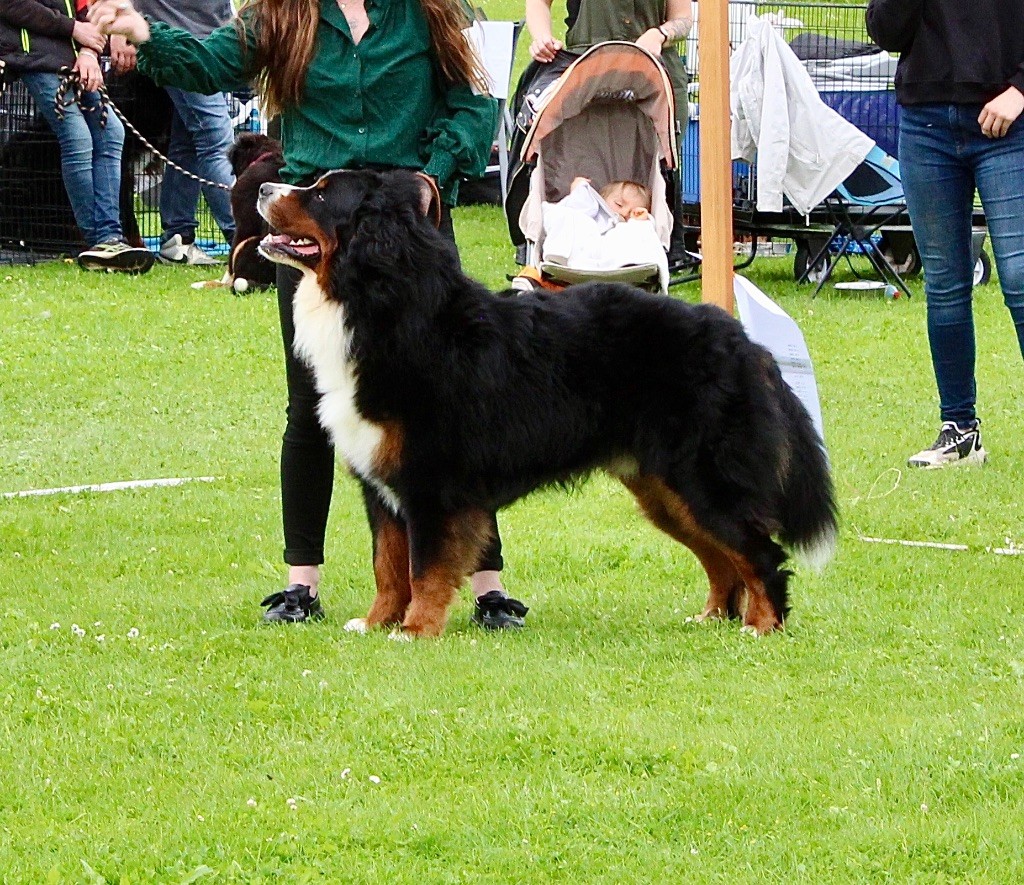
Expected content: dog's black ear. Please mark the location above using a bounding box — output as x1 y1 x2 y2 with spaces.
413 173 442 229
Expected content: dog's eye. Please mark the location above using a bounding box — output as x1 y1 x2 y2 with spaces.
315 192 325 202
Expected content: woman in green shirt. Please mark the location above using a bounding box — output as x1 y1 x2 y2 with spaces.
91 0 529 630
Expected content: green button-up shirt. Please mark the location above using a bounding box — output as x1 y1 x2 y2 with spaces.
137 0 498 201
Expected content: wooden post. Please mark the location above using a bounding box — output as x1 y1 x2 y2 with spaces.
698 0 734 312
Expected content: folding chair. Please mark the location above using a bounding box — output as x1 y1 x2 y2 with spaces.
801 145 913 297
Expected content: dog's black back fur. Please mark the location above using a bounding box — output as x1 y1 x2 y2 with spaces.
277 169 837 633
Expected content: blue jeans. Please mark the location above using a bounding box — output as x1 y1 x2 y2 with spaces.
159 87 236 242
20 71 125 247
899 103 1024 425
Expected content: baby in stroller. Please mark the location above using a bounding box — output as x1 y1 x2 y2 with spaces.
542 177 665 280
506 41 680 293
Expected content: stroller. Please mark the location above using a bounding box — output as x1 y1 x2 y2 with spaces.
504 42 679 292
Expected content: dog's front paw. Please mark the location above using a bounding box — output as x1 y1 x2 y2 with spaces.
343 617 370 634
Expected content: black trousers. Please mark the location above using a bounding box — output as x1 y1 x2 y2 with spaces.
275 204 504 571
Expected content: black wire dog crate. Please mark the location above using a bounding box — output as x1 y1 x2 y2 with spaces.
0 72 262 262
679 2 989 285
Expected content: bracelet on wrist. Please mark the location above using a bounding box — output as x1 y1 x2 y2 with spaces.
657 24 672 44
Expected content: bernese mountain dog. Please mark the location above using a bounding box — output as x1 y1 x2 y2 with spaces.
257 169 837 638
226 132 284 290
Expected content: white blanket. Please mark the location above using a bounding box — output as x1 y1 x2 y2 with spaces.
541 183 669 289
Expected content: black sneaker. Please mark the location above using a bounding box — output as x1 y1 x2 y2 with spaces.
471 590 528 630
260 583 325 623
907 420 987 469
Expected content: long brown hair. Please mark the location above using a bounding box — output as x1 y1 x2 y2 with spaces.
237 0 489 117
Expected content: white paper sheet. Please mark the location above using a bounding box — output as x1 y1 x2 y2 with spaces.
734 274 826 445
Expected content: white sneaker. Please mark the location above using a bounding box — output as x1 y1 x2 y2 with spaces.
907 421 987 469
159 234 220 266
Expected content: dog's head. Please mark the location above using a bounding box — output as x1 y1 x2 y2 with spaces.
256 169 443 289
228 132 283 177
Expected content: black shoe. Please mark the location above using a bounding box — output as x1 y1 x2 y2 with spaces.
907 420 987 469
471 590 529 630
260 583 325 623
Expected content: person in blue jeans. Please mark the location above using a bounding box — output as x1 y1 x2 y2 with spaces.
867 0 1024 469
109 0 235 265
1 0 153 273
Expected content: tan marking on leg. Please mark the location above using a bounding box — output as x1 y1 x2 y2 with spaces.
620 475 780 632
725 556 782 635
402 510 493 638
364 514 412 629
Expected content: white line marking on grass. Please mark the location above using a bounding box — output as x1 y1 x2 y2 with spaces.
2 476 217 499
859 536 1024 556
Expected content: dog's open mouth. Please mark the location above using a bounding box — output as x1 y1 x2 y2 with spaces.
259 233 322 267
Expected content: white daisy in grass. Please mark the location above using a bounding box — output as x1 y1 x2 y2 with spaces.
71 624 86 638
50 623 60 630
127 628 140 639
247 798 257 808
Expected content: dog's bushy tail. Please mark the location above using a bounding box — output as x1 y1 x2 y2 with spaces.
777 387 838 571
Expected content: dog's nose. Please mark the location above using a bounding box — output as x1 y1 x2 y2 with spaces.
259 183 275 198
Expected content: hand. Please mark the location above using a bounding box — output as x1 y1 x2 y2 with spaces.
570 176 591 191
529 34 562 63
979 87 1024 138
635 28 666 57
109 34 137 72
74 51 104 92
71 20 107 53
88 0 151 45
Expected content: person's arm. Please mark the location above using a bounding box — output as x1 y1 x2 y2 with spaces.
979 86 1024 139
636 0 693 58
525 0 561 63
1 0 76 40
422 86 499 199
73 47 104 91
1 0 108 52
865 0 925 53
89 0 249 93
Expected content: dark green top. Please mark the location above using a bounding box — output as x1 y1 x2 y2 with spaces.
566 0 688 122
136 0 498 201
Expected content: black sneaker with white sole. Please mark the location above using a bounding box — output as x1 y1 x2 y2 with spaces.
260 583 325 623
77 239 155 274
471 590 529 630
907 420 987 469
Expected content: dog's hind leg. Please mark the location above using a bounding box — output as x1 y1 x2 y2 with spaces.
721 536 791 636
621 475 745 623
402 508 495 637
621 476 787 634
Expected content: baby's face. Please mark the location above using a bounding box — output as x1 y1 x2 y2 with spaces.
606 186 648 220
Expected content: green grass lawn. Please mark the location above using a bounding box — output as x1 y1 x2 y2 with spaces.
2 203 1023 882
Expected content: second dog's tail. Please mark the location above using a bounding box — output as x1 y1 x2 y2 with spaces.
777 387 838 571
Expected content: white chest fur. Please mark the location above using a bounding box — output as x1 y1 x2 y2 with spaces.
290 274 400 511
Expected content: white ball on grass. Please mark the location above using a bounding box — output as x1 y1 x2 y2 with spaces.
233 276 249 293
